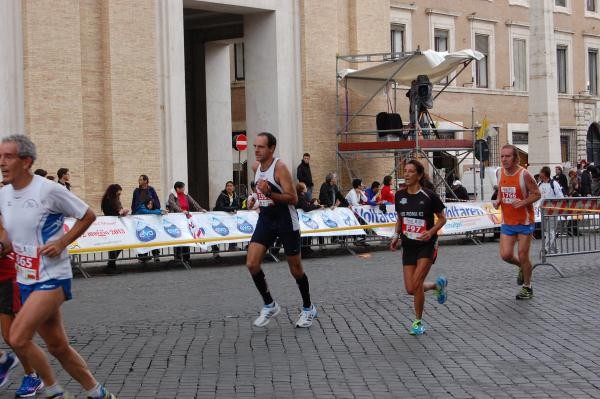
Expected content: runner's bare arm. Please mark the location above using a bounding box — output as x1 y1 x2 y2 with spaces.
514 172 541 209
269 161 298 205
419 211 446 241
246 161 261 209
40 208 96 257
390 214 402 251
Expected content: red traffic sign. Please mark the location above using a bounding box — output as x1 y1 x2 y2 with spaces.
235 134 247 151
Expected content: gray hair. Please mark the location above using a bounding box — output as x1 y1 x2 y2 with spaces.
325 172 337 184
2 134 37 163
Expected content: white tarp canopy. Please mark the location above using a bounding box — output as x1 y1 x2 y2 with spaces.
341 49 484 95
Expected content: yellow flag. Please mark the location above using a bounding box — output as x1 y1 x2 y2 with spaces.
476 117 489 140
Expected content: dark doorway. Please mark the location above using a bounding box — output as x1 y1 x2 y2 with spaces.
183 9 243 209
587 122 600 165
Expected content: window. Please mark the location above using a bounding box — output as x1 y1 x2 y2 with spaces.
557 46 567 93
435 29 449 83
513 38 527 91
391 24 405 55
434 29 449 52
560 129 577 163
486 129 500 166
512 131 528 145
475 34 489 88
234 43 245 81
589 50 598 95
588 0 596 11
555 0 566 6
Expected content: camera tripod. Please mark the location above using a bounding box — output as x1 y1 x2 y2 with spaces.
416 108 439 139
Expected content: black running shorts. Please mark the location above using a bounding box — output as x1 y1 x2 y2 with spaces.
251 216 301 256
401 241 438 266
0 279 21 315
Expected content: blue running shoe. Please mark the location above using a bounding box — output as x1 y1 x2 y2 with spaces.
0 352 19 388
409 320 426 335
15 373 44 398
435 276 448 304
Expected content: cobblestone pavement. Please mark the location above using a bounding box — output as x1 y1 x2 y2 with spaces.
2 240 600 398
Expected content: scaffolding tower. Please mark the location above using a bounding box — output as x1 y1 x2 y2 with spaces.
335 49 482 200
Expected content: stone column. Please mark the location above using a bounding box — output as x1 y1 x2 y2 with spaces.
205 43 233 208
157 0 188 196
0 0 24 137
527 0 562 169
244 4 303 173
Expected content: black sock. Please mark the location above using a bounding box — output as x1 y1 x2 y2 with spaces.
251 270 273 305
295 273 311 309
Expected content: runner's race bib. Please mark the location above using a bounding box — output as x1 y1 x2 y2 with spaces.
256 190 275 207
13 242 41 281
402 217 426 240
501 186 517 204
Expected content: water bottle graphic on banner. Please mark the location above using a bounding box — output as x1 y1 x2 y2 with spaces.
135 220 157 242
236 216 254 234
211 217 229 236
301 213 319 230
162 219 182 238
187 215 205 239
343 213 353 226
321 212 338 228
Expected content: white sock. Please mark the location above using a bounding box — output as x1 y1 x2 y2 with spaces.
0 352 7 364
86 383 104 399
45 383 64 397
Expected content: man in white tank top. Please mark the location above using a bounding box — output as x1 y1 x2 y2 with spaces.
246 132 317 328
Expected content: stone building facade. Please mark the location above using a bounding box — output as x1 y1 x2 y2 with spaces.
1 0 599 209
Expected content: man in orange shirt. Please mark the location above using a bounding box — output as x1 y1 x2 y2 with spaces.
493 144 541 299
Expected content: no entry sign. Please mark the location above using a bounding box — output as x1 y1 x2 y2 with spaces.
235 134 247 151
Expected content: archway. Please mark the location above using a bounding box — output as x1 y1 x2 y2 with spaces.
587 122 600 165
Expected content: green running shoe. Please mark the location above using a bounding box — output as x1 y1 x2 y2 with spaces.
409 320 426 335
516 286 533 300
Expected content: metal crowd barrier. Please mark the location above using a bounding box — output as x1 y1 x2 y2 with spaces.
69 228 390 278
533 197 600 277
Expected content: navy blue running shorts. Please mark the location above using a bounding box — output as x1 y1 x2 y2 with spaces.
251 216 301 256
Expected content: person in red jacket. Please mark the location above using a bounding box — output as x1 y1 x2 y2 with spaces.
0 227 42 397
380 175 395 204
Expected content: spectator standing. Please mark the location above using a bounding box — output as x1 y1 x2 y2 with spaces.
131 174 160 212
167 181 206 262
380 175 395 204
580 164 592 196
450 180 469 201
101 184 130 274
296 182 321 257
318 172 346 208
590 163 600 196
365 181 381 205
296 153 314 200
131 174 162 262
567 169 579 196
213 181 242 255
538 166 564 252
57 168 71 191
345 178 367 208
214 181 241 213
553 166 568 195
33 168 47 177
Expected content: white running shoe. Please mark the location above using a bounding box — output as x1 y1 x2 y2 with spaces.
253 302 281 327
295 304 318 328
